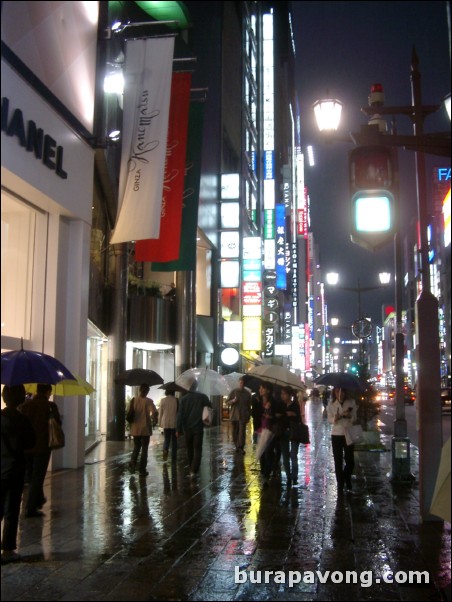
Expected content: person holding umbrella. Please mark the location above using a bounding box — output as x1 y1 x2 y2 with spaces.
128 384 158 476
1 385 36 563
327 387 357 493
176 380 212 479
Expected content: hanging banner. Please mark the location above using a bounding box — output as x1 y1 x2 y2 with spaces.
110 36 175 244
152 102 205 272
135 72 192 262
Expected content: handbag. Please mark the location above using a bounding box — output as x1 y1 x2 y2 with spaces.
126 398 135 423
202 405 213 426
290 421 310 444
345 424 364 446
48 408 65 449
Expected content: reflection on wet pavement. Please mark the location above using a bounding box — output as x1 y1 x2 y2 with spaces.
1 402 450 601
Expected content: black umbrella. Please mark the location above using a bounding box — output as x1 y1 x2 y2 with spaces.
115 368 163 387
159 381 189 395
315 372 366 391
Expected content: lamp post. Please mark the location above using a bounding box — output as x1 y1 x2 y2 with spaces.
314 51 451 519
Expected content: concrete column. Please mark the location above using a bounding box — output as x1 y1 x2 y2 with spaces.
107 243 128 441
175 270 196 375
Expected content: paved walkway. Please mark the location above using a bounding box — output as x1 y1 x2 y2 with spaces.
1 402 450 601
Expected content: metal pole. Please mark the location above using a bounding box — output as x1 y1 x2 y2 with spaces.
411 50 442 519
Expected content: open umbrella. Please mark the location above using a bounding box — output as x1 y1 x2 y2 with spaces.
1 348 76 386
430 435 451 523
315 372 366 391
25 374 94 397
159 381 189 395
176 368 230 396
222 372 245 390
246 364 306 391
115 368 163 387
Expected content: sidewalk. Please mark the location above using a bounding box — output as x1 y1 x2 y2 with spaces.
1 402 450 601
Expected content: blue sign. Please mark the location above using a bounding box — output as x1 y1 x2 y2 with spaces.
275 204 287 289
264 150 274 180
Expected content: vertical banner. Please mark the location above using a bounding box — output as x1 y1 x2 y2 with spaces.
135 72 192 262
152 102 205 271
110 36 175 244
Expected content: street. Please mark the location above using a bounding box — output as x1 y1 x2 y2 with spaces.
378 397 451 447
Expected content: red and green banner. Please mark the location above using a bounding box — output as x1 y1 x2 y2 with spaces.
152 102 205 272
135 72 192 262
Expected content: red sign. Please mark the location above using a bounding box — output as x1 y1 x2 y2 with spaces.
242 282 262 305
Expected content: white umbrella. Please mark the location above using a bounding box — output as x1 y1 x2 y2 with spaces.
176 368 231 396
247 364 306 391
222 372 245 391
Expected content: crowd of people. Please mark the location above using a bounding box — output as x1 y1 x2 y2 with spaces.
2 375 359 565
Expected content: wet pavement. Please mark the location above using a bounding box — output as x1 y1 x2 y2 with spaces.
1 402 450 601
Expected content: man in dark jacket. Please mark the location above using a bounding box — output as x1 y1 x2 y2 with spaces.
1 385 36 563
176 381 211 478
20 383 62 517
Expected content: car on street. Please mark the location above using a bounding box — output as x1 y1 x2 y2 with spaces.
387 385 416 404
441 388 451 407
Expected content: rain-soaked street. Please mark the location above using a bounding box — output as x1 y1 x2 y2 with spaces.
1 401 450 601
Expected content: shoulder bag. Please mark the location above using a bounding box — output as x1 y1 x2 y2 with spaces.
202 405 213 426
126 398 135 423
289 421 310 444
48 407 65 449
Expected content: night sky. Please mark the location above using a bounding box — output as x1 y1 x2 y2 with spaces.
292 1 450 329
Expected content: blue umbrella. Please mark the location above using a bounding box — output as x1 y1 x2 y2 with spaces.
1 348 76 386
315 372 366 391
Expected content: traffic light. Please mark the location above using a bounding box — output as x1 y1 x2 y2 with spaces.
349 145 396 251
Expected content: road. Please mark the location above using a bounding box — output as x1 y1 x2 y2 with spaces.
378 396 451 447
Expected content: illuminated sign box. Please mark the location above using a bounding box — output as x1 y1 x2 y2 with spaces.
220 261 239 287
242 317 262 351
220 231 240 258
242 282 262 305
223 321 243 344
243 237 262 259
221 173 240 199
221 202 240 228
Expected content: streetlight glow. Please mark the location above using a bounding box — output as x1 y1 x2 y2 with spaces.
313 98 343 132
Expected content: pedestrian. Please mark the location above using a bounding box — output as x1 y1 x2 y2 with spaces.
226 377 252 453
19 383 61 517
251 393 263 444
128 384 158 476
256 381 279 487
280 386 302 488
1 385 36 563
176 381 212 479
159 388 178 462
326 387 357 493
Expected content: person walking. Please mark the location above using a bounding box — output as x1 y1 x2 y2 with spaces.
256 381 280 487
280 386 302 488
159 388 178 463
176 381 212 479
226 377 252 453
327 387 357 493
19 383 61 517
1 385 36 563
128 384 158 476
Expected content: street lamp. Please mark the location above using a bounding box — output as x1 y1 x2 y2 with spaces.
315 50 450 519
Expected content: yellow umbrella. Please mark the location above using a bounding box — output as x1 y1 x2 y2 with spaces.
25 374 94 397
430 435 451 523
